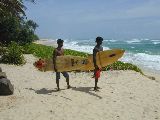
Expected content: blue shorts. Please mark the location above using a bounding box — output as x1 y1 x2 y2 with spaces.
56 72 69 80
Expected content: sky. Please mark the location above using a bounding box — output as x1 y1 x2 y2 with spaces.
25 0 160 39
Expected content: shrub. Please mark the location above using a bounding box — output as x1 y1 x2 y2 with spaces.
105 61 143 74
22 43 88 58
64 49 88 57
22 43 53 59
0 46 7 56
0 41 25 65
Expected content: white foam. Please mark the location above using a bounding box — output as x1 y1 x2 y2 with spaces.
103 39 118 42
153 42 160 45
151 39 160 42
63 40 109 54
121 52 160 71
126 39 141 44
150 39 160 44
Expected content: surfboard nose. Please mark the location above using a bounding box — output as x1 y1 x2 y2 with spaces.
121 49 125 54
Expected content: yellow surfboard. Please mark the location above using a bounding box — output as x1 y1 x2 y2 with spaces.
35 49 125 72
80 49 125 71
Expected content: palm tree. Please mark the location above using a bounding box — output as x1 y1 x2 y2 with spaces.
0 0 35 18
26 20 39 31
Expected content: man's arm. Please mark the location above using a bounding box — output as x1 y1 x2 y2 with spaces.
61 48 64 55
53 49 57 71
93 48 98 69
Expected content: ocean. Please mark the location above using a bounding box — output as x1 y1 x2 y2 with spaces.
46 38 160 73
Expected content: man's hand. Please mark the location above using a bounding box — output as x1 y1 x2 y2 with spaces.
95 65 99 70
54 66 57 72
54 68 57 72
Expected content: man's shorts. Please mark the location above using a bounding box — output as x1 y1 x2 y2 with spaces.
56 72 69 80
94 69 101 79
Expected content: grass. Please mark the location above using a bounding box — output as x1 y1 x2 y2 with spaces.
22 43 88 58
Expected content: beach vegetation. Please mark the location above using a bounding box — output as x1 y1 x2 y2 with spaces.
105 61 143 74
21 43 88 58
22 43 53 58
0 41 25 65
64 49 88 57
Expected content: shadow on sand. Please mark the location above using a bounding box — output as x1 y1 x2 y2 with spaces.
71 87 102 99
25 88 72 101
25 87 102 99
25 88 61 95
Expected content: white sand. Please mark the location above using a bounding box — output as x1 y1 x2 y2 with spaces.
33 39 57 47
0 54 160 120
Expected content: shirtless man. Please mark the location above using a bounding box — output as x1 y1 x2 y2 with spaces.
93 36 103 91
53 39 70 91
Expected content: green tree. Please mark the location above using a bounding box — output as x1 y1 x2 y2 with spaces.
26 20 39 31
0 16 20 45
0 0 38 45
0 0 35 18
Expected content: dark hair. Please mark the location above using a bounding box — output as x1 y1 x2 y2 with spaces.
96 36 103 42
57 39 64 44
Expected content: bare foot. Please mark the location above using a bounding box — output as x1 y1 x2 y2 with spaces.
57 88 60 91
67 85 71 89
94 87 100 92
97 86 101 89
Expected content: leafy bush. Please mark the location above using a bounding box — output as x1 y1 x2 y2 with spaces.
17 28 34 45
0 16 20 45
0 41 25 65
22 43 53 59
64 49 88 57
105 61 143 74
0 46 7 56
22 43 88 58
32 34 39 40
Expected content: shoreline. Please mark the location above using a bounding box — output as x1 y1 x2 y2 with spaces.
34 39 57 47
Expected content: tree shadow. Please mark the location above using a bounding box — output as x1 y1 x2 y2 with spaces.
71 87 102 99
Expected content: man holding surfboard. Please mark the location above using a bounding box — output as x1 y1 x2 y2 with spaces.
93 36 103 91
53 39 70 91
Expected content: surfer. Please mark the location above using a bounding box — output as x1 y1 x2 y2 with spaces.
53 39 70 91
93 36 103 91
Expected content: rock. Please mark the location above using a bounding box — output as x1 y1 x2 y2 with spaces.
0 78 14 95
0 67 2 72
0 72 7 79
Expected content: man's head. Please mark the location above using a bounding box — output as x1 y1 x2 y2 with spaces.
57 39 64 47
95 36 103 45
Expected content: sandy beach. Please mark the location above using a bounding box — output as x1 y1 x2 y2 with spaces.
33 39 57 47
0 54 160 120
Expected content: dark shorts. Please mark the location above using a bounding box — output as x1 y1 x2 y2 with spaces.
56 72 69 80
